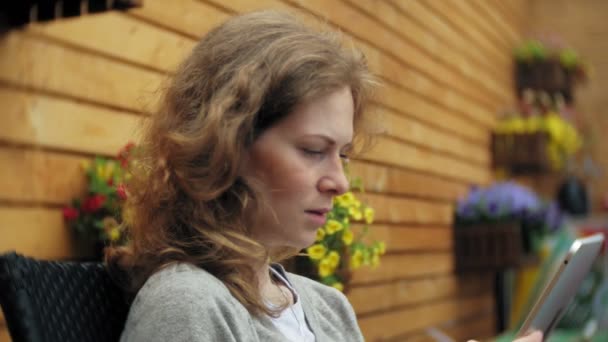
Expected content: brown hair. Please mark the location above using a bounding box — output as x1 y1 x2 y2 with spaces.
107 9 376 317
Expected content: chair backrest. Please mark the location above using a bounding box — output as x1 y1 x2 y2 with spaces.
0 252 130 342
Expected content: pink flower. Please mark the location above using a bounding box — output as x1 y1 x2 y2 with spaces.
63 206 79 221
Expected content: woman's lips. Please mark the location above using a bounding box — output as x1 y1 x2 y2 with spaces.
305 210 328 226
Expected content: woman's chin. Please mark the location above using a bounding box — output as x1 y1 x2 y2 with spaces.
290 232 318 250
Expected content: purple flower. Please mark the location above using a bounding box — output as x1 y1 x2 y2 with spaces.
455 182 561 231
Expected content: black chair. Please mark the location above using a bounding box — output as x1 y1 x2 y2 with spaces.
0 252 130 342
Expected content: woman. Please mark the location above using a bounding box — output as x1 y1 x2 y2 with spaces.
108 10 541 342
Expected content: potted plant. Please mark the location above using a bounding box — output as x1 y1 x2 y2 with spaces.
62 143 135 258
454 181 562 271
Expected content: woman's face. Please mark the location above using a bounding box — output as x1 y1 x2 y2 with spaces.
242 86 353 249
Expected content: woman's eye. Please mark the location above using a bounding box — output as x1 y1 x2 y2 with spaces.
340 154 350 162
302 148 323 157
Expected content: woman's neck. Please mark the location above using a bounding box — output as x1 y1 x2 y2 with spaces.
256 262 294 307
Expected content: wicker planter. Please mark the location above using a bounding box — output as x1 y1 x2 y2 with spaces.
515 60 574 103
491 132 551 173
454 221 538 272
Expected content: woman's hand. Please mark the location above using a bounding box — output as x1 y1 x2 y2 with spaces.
467 330 543 342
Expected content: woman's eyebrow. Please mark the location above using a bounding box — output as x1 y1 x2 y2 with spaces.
301 134 353 149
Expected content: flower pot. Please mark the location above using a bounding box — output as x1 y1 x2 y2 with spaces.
453 221 538 273
491 132 551 173
515 60 575 104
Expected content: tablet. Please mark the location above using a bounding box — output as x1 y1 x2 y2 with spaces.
516 233 605 339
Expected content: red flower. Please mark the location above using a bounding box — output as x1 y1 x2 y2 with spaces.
62 206 79 221
82 195 106 213
116 184 128 200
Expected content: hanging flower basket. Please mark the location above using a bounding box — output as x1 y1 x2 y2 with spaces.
454 221 541 272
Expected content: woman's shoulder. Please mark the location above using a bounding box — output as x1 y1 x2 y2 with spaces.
121 263 252 341
131 262 234 310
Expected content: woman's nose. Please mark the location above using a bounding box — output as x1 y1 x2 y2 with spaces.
317 157 349 195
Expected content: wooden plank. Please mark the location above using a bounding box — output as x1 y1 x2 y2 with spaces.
28 12 195 73
345 0 506 83
350 252 454 284
0 87 140 156
0 207 78 260
0 31 162 113
470 0 521 47
358 293 494 341
284 0 506 112
343 0 509 117
362 136 491 184
442 314 496 342
348 273 493 315
453 1 516 50
129 0 232 38
404 314 496 342
0 147 86 205
359 193 453 225
351 225 453 253
488 1 525 42
201 0 290 13
375 105 490 164
395 0 509 69
374 85 489 144
349 160 469 201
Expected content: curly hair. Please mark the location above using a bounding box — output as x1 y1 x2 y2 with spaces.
106 9 377 317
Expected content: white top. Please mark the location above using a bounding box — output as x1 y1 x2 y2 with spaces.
268 267 316 342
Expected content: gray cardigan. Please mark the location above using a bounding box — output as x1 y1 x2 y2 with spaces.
120 263 364 341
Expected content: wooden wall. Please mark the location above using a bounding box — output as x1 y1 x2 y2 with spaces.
525 0 608 211
0 1 528 340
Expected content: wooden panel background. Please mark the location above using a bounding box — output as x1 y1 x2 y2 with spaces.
0 0 528 340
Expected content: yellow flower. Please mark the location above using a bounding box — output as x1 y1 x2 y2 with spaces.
96 162 115 181
334 192 355 207
342 229 354 246
307 244 327 260
524 115 544 133
109 227 121 242
325 219 343 234
364 207 374 224
80 159 92 171
350 249 363 269
498 117 526 134
377 242 386 255
327 251 340 269
331 282 344 292
370 252 380 268
315 228 326 241
318 258 334 278
349 207 362 221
